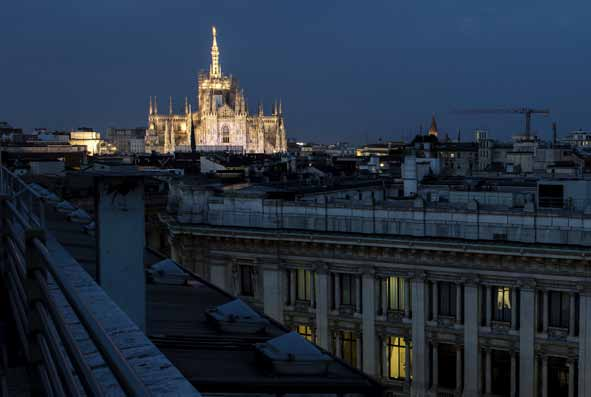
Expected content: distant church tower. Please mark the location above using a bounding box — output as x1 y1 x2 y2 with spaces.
428 114 439 137
144 26 287 154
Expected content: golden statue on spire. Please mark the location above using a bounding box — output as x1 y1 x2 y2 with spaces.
210 26 221 78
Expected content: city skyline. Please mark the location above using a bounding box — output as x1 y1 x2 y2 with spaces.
2 1 591 143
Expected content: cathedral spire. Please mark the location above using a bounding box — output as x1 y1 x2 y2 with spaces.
169 96 173 114
149 96 153 115
210 26 221 78
154 96 158 114
279 99 283 115
185 96 189 114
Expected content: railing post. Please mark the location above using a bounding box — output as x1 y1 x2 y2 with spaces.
25 228 46 395
0 195 7 274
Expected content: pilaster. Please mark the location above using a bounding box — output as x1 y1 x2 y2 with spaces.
411 272 427 397
261 261 283 322
520 279 536 397
315 263 330 349
578 284 591 397
464 277 480 397
361 267 376 375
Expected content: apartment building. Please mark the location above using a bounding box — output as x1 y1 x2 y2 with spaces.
163 180 591 397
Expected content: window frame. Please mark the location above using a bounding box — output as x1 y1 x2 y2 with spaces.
438 281 457 317
387 336 410 380
549 291 570 329
387 276 405 311
296 325 314 342
492 286 512 322
340 274 355 306
340 331 357 368
296 269 312 301
239 265 255 297
221 125 230 143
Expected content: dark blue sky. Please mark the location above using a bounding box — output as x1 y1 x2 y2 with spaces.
2 0 590 144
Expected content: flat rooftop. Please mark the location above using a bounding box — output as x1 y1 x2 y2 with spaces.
45 199 381 395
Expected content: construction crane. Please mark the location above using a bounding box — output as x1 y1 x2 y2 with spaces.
452 107 550 137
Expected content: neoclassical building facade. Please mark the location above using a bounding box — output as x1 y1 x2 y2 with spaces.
145 27 287 154
162 183 591 397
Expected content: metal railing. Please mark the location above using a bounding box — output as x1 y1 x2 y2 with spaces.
0 166 152 396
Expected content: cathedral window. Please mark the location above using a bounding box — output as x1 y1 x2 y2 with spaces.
214 94 223 108
222 125 230 143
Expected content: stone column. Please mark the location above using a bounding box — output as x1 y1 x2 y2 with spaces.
455 347 462 392
381 278 388 316
578 289 591 397
569 292 576 338
355 275 362 314
315 264 329 350
404 278 411 318
485 285 492 327
335 332 342 357
361 268 376 375
289 269 296 305
405 338 412 385
542 290 549 334
510 351 517 397
334 273 341 311
568 358 575 397
463 280 480 397
432 342 439 392
485 348 492 395
432 281 438 321
310 272 316 308
541 355 548 397
511 287 518 330
520 281 536 397
456 283 463 324
382 336 390 378
262 262 283 322
411 274 428 397
356 335 363 369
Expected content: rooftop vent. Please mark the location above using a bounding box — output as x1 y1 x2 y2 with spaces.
255 331 332 375
55 200 76 214
68 208 92 224
146 259 190 286
206 299 269 334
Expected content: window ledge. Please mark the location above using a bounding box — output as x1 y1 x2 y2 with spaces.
547 326 569 339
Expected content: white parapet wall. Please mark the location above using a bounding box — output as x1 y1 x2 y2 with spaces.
169 183 591 247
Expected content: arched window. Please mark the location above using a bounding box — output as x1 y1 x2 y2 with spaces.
222 125 230 143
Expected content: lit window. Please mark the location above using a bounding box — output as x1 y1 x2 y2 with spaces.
388 336 411 380
297 325 314 342
387 276 405 311
296 269 312 301
493 286 511 322
335 331 357 367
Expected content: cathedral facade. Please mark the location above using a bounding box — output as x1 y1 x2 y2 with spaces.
145 27 287 154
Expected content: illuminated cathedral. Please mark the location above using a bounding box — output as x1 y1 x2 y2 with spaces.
145 27 287 154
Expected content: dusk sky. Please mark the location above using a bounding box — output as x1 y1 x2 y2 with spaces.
2 0 590 144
